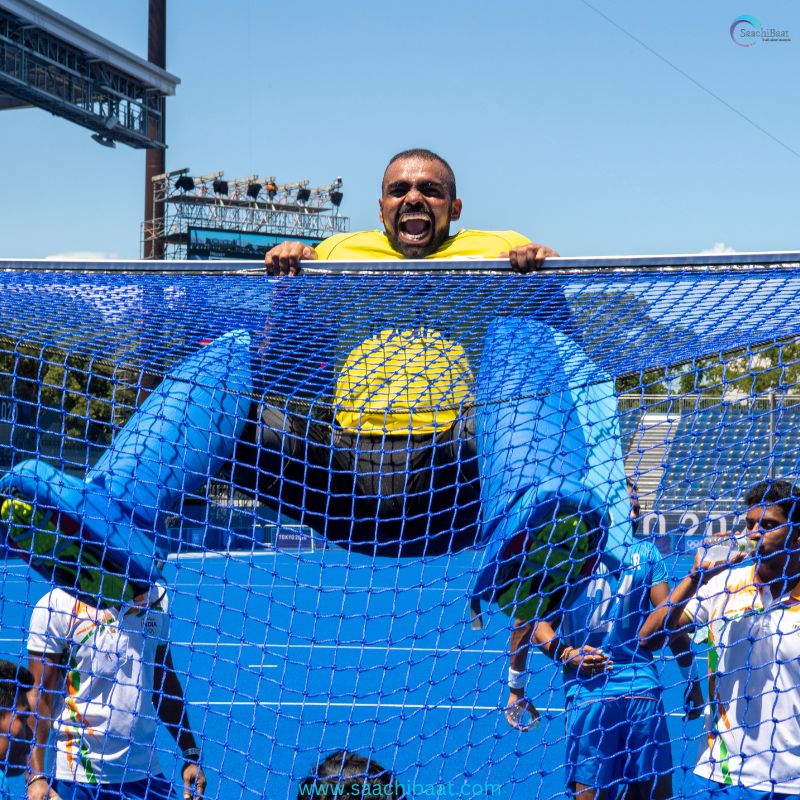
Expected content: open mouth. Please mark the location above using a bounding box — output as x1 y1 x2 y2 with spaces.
398 212 432 243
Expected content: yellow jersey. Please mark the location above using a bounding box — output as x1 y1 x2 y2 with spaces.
319 228 531 434
315 229 531 261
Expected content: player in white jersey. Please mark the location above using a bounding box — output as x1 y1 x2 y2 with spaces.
26 585 206 800
640 480 800 799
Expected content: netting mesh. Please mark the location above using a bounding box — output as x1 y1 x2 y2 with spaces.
1 260 800 798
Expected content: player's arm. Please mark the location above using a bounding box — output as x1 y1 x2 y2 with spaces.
639 550 730 648
505 618 540 731
264 241 318 276
647 582 704 719
505 613 613 730
153 645 207 799
26 652 64 800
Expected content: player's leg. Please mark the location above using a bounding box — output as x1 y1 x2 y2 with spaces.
619 696 673 800
232 402 359 544
235 404 479 557
426 408 481 554
565 698 622 800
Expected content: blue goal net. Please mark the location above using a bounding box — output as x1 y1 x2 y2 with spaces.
2 254 800 799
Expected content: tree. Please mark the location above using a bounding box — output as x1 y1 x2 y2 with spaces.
0 337 137 446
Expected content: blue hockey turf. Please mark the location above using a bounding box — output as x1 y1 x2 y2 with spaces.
0 546 706 799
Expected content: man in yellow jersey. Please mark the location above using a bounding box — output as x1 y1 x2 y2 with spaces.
265 148 556 273
228 149 560 557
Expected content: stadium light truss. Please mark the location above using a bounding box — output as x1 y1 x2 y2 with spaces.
141 169 350 258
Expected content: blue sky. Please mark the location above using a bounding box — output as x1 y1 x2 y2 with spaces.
1 0 798 260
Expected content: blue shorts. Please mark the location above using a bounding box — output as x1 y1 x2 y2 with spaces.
565 695 672 789
52 776 175 800
690 775 798 800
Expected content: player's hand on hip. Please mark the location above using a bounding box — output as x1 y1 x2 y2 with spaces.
504 689 540 731
501 242 559 273
182 763 207 799
265 241 318 276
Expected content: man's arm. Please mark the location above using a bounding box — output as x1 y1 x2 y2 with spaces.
153 645 207 799
647 582 704 720
504 615 613 731
26 653 63 800
264 242 318 276
505 618 540 731
639 550 732 648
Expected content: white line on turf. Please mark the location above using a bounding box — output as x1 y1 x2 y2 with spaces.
0 637 711 661
166 586 468 592
192 701 524 710
178 643 519 655
187 701 698 719
167 551 280 560
0 581 472 592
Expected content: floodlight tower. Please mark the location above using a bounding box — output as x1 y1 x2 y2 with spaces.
143 0 167 260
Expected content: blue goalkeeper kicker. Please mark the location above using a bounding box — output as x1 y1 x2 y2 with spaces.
471 317 633 618
0 329 253 601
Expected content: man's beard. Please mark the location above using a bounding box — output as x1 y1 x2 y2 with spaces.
385 203 449 258
386 232 441 258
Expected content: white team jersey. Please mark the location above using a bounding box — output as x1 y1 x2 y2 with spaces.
27 585 170 784
686 565 800 794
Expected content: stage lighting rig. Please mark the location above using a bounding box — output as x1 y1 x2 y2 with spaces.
146 169 349 258
175 174 195 192
312 177 344 209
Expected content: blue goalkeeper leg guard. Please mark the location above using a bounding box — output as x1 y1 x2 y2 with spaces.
470 317 633 627
0 330 253 604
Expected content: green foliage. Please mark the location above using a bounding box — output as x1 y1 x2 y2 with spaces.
0 338 44 406
615 340 800 400
676 341 800 398
0 337 137 445
616 367 670 396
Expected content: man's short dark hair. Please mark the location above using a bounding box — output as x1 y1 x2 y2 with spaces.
297 749 404 799
0 660 34 714
385 149 457 200
744 480 800 527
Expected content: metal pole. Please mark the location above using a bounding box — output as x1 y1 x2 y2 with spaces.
143 0 166 259
768 389 777 479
